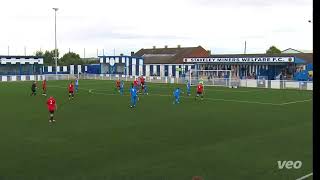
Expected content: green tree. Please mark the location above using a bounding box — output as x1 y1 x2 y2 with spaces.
59 52 83 66
34 50 86 66
35 50 44 57
266 46 281 54
35 49 59 66
44 50 55 66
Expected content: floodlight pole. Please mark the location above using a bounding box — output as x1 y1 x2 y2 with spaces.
244 41 247 54
53 8 59 78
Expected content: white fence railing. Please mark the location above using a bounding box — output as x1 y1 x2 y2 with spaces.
0 74 313 91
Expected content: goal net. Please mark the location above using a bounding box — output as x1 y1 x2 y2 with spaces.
188 69 240 87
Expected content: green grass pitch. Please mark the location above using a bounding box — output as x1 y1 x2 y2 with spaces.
0 80 312 180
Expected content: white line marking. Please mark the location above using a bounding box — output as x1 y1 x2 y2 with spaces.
49 81 313 95
87 89 281 106
86 89 310 106
202 97 281 106
279 99 312 105
48 85 311 106
296 172 313 180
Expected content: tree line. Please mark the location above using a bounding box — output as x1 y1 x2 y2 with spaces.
35 50 99 66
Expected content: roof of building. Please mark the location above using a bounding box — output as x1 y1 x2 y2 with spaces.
134 46 209 64
208 53 313 64
281 48 313 53
291 53 313 64
0 55 44 59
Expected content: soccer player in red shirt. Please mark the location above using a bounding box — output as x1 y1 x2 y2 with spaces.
133 78 138 91
42 79 47 96
116 79 120 92
195 83 204 100
47 96 57 124
68 81 74 100
140 76 145 85
133 79 138 86
140 76 145 92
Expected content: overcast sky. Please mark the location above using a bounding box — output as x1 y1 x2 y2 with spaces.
0 0 313 57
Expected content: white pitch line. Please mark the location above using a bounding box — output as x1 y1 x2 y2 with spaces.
49 81 312 95
47 85 311 106
136 83 258 93
88 89 281 106
279 99 312 105
296 172 313 180
202 97 281 106
53 80 263 93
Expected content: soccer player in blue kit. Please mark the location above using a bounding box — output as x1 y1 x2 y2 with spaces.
130 84 138 108
173 87 181 104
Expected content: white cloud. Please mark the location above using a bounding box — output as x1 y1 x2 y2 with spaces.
0 0 313 57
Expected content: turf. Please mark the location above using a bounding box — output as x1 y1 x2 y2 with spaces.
0 80 313 180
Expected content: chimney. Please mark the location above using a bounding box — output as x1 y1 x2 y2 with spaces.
177 45 181 48
165 45 168 48
153 46 156 49
207 50 211 55
120 53 124 56
131 51 134 56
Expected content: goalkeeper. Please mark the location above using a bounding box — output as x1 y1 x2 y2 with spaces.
198 78 204 85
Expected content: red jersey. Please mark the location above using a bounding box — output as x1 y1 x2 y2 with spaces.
140 77 145 84
133 80 138 86
42 80 47 89
197 84 203 92
68 84 74 92
47 97 56 111
116 80 120 87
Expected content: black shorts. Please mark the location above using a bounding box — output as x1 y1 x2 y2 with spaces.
69 91 74 94
32 89 36 92
49 110 54 114
197 91 203 95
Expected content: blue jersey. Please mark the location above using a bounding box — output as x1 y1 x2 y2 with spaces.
174 89 181 97
120 82 124 89
75 79 79 86
187 83 190 90
130 88 137 97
